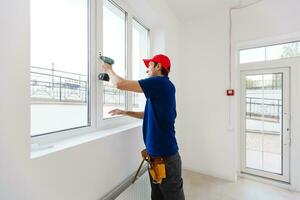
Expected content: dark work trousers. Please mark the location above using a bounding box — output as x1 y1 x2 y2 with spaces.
148 152 185 200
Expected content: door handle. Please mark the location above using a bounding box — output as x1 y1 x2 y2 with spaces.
283 112 291 145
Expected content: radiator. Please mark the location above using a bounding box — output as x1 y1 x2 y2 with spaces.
100 166 151 200
116 172 151 200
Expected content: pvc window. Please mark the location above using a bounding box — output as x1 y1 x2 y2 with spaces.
30 0 91 137
30 0 151 143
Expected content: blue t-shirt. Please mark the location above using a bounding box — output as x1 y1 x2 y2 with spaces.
138 76 179 157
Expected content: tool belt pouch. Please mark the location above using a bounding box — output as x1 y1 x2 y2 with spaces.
149 158 166 184
141 149 166 184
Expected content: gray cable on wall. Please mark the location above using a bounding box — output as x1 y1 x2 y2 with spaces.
228 0 264 88
227 0 264 130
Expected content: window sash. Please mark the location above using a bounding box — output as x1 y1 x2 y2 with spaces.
102 0 128 119
30 0 92 137
132 18 150 111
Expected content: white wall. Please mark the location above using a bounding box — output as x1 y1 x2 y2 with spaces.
0 0 182 199
232 0 300 44
179 9 236 181
179 0 300 190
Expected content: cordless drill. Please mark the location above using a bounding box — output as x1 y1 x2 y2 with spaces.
98 55 115 82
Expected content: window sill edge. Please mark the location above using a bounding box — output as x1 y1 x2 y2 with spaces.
30 121 143 159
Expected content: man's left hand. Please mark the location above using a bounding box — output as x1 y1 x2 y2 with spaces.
101 63 112 72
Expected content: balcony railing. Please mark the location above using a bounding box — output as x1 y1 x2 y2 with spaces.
246 97 282 123
31 66 88 103
30 66 140 106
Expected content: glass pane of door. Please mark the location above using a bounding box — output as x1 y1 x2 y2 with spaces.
245 73 283 174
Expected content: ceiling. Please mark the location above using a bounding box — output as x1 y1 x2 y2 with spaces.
162 0 244 22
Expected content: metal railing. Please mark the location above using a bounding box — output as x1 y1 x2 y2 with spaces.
103 84 125 105
31 71 88 103
102 84 140 106
31 66 140 106
246 97 282 122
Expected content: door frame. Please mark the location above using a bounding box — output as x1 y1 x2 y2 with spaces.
240 67 291 183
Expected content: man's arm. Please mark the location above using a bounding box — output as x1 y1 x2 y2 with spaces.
109 109 144 119
103 63 143 93
125 111 144 119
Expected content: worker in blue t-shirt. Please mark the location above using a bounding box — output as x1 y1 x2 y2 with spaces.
101 54 185 200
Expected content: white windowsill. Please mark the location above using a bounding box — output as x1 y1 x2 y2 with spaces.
31 121 142 159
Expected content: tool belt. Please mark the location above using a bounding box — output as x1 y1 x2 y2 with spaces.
132 149 166 184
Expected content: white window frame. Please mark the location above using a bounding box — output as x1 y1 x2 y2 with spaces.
97 0 151 129
239 40 300 64
130 17 150 111
30 0 95 145
101 0 128 121
31 0 151 148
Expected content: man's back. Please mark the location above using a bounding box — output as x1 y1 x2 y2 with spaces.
139 76 178 157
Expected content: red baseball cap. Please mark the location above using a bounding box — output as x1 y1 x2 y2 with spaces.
143 54 171 73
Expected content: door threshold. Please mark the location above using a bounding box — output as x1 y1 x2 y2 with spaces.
239 171 292 190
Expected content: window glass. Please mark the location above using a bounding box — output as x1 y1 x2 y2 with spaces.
240 47 266 64
132 19 149 111
103 0 126 118
266 42 300 60
30 0 90 136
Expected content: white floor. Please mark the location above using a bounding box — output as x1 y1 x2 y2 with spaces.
117 170 300 200
183 170 300 200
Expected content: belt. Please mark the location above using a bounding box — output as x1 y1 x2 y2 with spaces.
150 152 179 162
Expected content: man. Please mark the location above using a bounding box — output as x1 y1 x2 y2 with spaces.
102 54 185 200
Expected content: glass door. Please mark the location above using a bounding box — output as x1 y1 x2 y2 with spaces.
241 68 290 182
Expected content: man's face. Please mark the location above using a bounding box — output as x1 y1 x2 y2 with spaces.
146 61 159 77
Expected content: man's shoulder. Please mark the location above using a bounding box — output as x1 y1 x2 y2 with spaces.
140 76 170 85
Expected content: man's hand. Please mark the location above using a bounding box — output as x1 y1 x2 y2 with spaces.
101 63 113 72
100 63 143 93
108 109 144 119
108 109 126 116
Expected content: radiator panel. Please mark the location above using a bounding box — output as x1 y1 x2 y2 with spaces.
116 173 151 200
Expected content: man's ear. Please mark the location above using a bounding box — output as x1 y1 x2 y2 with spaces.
156 63 162 71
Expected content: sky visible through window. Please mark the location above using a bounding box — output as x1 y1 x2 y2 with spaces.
31 0 88 75
132 19 149 111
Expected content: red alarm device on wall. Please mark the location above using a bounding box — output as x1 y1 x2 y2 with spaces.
227 89 235 96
